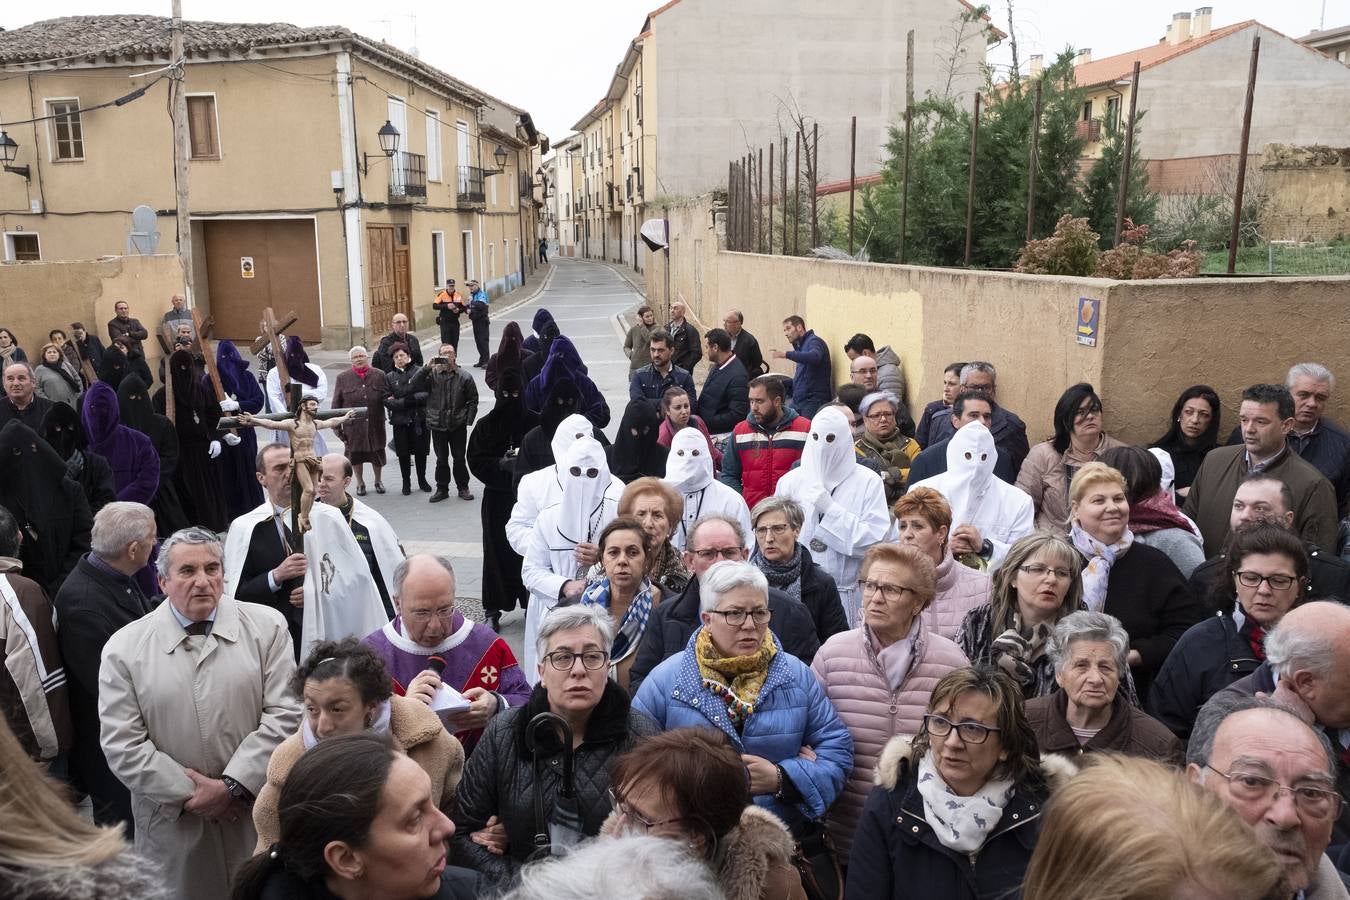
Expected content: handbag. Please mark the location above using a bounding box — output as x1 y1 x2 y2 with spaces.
789 820 842 900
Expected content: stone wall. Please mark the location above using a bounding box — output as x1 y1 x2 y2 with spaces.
648 194 1350 445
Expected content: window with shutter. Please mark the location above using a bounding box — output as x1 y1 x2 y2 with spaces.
187 96 219 159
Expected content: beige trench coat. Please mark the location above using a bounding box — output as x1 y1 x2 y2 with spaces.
99 596 300 900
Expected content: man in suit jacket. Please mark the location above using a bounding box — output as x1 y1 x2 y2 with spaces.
54 501 158 832
222 442 306 658
698 328 750 434
722 309 766 376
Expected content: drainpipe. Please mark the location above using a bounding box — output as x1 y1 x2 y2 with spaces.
336 50 365 339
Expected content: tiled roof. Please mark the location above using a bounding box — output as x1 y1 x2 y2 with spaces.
0 15 489 107
1071 20 1254 88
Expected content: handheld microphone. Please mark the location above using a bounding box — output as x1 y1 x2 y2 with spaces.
425 655 446 676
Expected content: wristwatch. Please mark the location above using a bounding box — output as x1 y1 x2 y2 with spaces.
221 775 255 804
980 539 994 559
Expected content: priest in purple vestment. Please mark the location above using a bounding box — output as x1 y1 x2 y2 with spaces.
363 554 529 753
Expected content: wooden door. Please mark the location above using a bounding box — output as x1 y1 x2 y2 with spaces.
366 224 396 334
394 224 412 327
204 218 320 342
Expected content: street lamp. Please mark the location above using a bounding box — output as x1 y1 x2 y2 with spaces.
0 133 31 181
492 144 508 172
361 120 401 175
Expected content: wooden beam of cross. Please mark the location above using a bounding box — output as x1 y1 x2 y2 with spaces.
261 307 294 393
190 309 226 402
250 310 297 355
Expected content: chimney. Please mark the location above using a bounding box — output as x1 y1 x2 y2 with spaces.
1075 48 1092 64
1167 11 1192 46
1193 6 1212 38
1030 54 1043 76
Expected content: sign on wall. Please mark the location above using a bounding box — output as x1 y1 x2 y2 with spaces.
1076 297 1099 347
241 257 255 279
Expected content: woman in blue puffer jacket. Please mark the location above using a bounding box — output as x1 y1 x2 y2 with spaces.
633 560 853 837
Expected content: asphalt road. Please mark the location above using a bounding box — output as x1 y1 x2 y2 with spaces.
321 257 642 658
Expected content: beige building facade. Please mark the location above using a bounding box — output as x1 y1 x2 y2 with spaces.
0 16 540 349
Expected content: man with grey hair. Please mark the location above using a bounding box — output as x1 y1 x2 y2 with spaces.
627 514 819 695
99 526 299 900
926 360 1029 473
1210 601 1350 844
55 501 158 831
1286 363 1350 516
1187 693 1349 899
362 553 529 754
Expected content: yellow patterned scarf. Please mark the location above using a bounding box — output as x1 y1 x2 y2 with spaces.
695 627 777 728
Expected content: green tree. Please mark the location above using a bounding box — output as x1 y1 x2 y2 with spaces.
1077 111 1159 247
858 50 1086 267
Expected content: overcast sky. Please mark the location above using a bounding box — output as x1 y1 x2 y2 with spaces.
3 0 1345 144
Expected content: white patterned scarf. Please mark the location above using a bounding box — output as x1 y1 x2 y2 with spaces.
916 751 1015 853
1070 521 1134 613
580 577 654 664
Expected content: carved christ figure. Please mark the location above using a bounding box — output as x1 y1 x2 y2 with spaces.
239 398 352 532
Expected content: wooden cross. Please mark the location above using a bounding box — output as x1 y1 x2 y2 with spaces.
67 338 97 386
251 310 297 355
190 309 226 402
261 306 307 538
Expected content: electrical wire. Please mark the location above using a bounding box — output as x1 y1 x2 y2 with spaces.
0 74 167 127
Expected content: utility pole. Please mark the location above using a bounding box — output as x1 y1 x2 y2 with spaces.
170 0 195 301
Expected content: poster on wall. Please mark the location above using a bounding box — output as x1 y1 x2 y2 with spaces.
241 257 255 279
1076 297 1099 347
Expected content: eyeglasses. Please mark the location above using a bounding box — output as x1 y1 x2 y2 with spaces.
607 789 684 831
857 579 918 602
923 714 1001 744
690 546 743 561
1234 571 1298 591
404 605 456 623
1019 563 1074 581
754 523 792 538
707 608 771 626
864 410 895 421
543 649 610 671
1205 766 1343 819
568 466 601 478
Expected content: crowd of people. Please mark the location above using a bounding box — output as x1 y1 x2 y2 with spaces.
3 288 1350 900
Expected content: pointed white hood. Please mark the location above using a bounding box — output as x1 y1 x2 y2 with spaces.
937 421 997 524
551 413 594 475
664 427 714 494
800 406 856 492
557 436 611 543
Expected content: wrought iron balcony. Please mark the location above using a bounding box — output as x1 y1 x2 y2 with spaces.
457 165 486 205
389 152 427 202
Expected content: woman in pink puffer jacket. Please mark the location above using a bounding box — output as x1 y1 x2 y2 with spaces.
810 544 968 859
894 487 992 640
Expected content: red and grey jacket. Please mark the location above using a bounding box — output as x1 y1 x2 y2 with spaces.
718 408 811 511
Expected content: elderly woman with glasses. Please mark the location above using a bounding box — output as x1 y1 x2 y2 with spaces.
450 605 658 888
1149 522 1309 741
634 561 853 843
811 544 968 860
1024 611 1181 763
848 665 1074 900
749 496 849 644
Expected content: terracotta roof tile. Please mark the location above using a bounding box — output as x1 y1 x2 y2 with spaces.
0 15 495 108
1071 20 1254 87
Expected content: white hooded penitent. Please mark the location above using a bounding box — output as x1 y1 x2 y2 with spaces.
664 427 752 551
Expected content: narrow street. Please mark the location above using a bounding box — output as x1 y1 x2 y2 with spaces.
349 257 645 656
